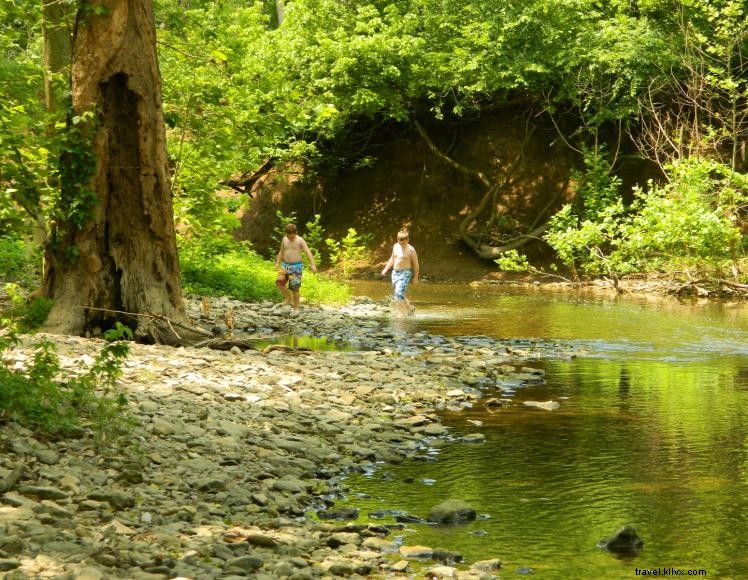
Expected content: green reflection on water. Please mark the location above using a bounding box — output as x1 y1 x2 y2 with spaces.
340 358 748 578
341 282 748 578
254 335 351 351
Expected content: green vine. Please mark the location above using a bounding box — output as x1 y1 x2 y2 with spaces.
56 109 98 242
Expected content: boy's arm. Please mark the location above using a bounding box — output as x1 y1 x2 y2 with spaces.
275 239 284 268
411 249 420 283
301 238 317 272
381 253 394 276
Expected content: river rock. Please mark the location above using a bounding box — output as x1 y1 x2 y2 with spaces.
317 508 359 521
523 400 560 411
472 558 502 572
362 537 399 553
427 499 477 524
598 525 644 554
0 296 574 579
427 565 458 578
399 545 434 559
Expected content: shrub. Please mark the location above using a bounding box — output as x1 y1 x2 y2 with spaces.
614 160 744 273
544 158 746 278
2 283 54 332
325 228 371 279
495 249 531 272
0 322 132 439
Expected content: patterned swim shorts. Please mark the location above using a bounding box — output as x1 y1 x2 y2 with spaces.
283 261 303 292
391 269 412 300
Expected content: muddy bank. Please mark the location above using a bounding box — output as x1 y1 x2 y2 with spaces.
0 297 576 579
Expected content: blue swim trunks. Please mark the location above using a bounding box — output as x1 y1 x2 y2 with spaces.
391 269 412 300
283 261 303 291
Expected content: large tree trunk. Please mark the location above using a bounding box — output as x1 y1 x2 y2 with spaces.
43 0 200 345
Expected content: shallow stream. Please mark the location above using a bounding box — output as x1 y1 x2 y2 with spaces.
340 281 748 578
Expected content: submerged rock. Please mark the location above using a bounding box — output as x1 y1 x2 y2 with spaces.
598 524 644 554
522 400 560 411
427 499 477 524
317 507 359 521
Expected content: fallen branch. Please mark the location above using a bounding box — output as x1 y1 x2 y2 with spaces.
78 306 213 339
475 222 549 259
221 157 276 195
671 279 708 296
194 338 259 351
719 279 748 292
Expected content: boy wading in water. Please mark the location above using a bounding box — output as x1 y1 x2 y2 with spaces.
381 230 419 317
275 223 317 310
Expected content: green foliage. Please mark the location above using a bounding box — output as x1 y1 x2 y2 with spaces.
545 159 746 277
325 228 371 279
304 214 326 266
179 234 351 304
56 110 98 232
495 249 531 273
615 160 745 273
570 147 623 220
3 283 54 332
0 1 66 242
545 148 627 276
0 316 132 439
153 0 682 234
0 237 41 286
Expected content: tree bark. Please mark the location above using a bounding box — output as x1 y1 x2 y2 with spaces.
43 0 199 345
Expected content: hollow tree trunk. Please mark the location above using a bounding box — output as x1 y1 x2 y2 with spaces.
43 0 198 344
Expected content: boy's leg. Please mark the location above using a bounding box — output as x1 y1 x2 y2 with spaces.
391 270 413 316
287 267 303 310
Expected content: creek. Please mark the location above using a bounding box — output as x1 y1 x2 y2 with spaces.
341 281 748 578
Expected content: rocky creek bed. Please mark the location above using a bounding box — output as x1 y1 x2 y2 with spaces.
1 296 578 579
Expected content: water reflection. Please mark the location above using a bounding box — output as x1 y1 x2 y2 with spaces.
341 281 748 578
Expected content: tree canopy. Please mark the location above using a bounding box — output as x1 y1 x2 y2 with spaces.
1 0 747 291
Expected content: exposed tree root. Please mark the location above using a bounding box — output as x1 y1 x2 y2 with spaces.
414 119 548 260
79 306 212 346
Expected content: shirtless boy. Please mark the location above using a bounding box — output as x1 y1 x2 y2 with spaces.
275 223 318 309
381 230 419 316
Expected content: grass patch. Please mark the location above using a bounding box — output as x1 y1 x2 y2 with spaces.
179 236 352 304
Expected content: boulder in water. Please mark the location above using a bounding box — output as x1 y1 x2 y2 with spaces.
427 499 476 524
598 525 644 554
